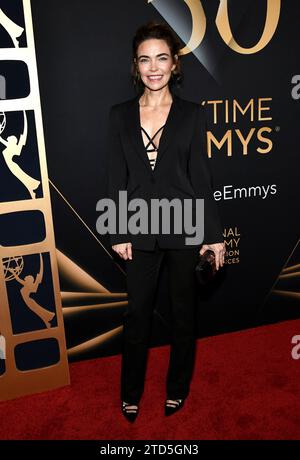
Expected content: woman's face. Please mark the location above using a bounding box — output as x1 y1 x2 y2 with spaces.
135 38 177 91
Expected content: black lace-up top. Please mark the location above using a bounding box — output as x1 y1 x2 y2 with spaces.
140 124 165 170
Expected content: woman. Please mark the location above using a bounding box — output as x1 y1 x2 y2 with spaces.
107 22 225 422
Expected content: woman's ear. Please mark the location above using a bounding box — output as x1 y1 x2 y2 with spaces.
171 55 177 71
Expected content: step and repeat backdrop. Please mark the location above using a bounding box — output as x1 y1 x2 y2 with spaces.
1 0 300 381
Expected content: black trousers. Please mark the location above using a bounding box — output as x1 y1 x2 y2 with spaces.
121 240 200 404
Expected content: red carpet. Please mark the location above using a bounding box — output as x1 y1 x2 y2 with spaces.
1 319 300 440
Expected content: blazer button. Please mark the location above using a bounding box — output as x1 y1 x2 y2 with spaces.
151 177 156 183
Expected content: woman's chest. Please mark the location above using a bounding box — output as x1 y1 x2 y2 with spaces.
139 104 171 134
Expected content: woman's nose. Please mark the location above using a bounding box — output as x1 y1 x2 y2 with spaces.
149 60 158 71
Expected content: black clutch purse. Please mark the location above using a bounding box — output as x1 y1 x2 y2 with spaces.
195 249 217 285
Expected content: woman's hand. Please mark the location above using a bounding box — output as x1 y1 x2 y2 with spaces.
112 242 132 260
199 242 225 270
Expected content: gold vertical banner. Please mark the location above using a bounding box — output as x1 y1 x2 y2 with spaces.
0 0 70 401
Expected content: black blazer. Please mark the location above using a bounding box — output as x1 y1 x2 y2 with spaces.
107 91 223 251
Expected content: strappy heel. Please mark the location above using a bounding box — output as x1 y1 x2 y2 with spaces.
121 401 139 422
164 398 185 416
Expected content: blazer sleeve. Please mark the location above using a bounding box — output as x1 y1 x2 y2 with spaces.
188 104 224 245
107 105 130 245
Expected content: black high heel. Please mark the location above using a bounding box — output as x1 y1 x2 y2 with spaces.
164 398 185 416
121 401 139 422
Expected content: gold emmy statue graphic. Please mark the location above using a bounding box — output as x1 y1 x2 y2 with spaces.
0 111 41 199
4 254 56 329
0 8 24 48
0 0 69 401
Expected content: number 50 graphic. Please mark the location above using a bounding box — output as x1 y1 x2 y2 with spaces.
164 0 282 55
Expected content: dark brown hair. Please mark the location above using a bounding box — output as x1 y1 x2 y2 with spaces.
131 21 183 92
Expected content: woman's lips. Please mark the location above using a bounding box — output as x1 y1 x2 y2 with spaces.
147 75 163 81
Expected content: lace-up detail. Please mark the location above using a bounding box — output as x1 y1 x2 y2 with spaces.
140 124 165 170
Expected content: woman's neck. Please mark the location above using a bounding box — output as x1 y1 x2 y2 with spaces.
139 87 173 107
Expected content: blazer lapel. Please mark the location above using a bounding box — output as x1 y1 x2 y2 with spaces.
125 92 184 175
156 93 184 168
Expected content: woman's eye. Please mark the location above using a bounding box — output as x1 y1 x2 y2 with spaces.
139 57 168 63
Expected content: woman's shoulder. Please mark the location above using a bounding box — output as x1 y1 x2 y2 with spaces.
176 95 204 111
175 95 207 124
109 95 137 113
